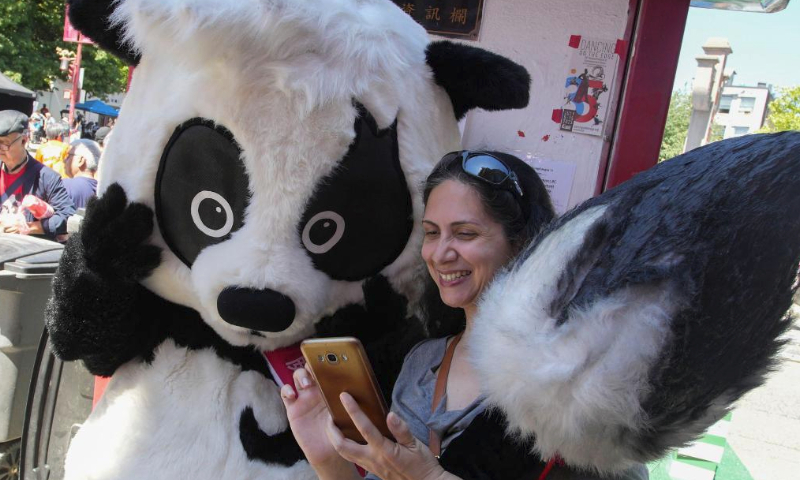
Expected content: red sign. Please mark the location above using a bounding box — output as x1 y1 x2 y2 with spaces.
63 6 94 44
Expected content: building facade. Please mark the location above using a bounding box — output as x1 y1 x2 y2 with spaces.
714 80 773 138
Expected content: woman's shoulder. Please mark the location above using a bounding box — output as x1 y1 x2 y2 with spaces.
393 336 450 386
403 336 450 365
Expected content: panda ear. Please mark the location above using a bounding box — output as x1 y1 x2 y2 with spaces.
425 41 530 120
68 0 140 65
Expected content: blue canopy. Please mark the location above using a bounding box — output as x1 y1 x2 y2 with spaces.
72 99 119 117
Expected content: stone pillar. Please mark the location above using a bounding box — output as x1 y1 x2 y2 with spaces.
684 38 732 152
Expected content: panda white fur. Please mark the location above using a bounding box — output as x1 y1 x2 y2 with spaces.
46 0 800 478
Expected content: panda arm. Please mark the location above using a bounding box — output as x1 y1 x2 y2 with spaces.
45 183 164 376
441 411 646 480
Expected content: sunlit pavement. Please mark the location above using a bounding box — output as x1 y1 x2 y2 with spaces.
724 309 800 480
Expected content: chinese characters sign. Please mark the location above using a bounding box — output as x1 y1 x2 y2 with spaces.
393 0 485 40
552 36 624 137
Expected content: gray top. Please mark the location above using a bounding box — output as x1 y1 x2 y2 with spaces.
365 336 486 480
390 336 487 449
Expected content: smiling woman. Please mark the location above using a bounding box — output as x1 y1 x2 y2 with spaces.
420 151 553 322
422 179 515 319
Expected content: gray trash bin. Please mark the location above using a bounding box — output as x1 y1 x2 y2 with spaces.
0 235 64 445
0 232 95 480
0 235 68 480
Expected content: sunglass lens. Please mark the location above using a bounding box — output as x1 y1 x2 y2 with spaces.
463 154 510 185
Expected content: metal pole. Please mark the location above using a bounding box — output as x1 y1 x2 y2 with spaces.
68 34 83 125
127 66 135 92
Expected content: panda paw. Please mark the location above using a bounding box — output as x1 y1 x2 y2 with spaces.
45 183 162 374
81 182 161 281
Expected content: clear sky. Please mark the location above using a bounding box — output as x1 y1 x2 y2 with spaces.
672 2 800 92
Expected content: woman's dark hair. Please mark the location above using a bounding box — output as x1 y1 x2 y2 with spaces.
420 150 556 336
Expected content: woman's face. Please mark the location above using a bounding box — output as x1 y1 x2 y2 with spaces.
421 180 513 315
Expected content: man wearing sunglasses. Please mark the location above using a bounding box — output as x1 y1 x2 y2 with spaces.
0 110 75 240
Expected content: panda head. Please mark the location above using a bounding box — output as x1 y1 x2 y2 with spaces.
69 0 531 350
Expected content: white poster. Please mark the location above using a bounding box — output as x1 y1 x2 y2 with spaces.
524 157 576 215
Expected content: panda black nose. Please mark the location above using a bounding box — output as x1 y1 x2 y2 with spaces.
217 287 296 332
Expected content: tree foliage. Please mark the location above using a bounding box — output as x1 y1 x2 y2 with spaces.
707 123 725 144
0 0 128 98
81 47 130 97
759 86 800 132
659 89 692 161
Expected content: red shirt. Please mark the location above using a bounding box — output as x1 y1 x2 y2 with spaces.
0 162 29 202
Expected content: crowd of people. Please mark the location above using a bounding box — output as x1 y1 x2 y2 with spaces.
0 108 109 242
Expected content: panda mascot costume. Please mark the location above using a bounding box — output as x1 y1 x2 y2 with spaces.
45 0 800 479
46 0 533 478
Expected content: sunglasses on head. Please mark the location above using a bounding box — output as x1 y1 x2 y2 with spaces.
442 151 524 197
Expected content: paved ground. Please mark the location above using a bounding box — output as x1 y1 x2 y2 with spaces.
724 306 800 480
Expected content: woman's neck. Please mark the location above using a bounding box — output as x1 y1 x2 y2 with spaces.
444 305 481 411
462 304 477 339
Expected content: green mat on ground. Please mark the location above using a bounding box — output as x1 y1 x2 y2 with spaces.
647 444 753 480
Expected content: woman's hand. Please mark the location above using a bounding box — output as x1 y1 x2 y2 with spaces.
280 368 360 479
327 392 458 480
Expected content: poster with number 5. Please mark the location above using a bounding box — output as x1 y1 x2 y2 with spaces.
552 36 623 137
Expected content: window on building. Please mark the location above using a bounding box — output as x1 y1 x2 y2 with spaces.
719 95 734 113
739 97 756 113
732 126 750 136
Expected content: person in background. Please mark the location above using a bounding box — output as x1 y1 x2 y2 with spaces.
63 139 100 209
0 110 75 240
29 109 45 143
35 120 71 177
69 114 84 142
93 126 111 150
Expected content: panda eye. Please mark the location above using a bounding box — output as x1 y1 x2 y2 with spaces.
191 191 235 238
299 104 412 281
302 211 345 254
155 118 249 266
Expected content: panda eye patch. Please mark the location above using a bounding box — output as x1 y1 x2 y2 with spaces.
155 118 249 266
299 104 413 281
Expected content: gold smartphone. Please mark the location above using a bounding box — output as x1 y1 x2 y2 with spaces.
300 337 392 443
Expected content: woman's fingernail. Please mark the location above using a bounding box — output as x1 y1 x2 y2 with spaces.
301 377 311 388
280 385 294 399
